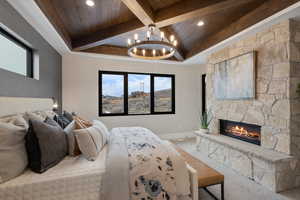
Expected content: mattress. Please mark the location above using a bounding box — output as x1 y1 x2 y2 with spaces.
0 146 107 200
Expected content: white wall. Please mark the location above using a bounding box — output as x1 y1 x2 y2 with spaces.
62 53 204 136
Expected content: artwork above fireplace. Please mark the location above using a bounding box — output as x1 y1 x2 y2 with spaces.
220 119 261 145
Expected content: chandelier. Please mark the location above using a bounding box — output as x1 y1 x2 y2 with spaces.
127 24 178 60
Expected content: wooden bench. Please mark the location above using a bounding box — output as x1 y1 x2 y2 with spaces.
173 144 224 200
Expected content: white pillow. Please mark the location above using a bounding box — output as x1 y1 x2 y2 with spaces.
74 125 107 161
93 120 110 140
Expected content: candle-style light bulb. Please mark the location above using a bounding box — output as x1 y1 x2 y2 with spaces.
146 31 151 40
152 49 156 56
173 40 178 46
162 48 166 54
142 49 146 56
127 38 131 45
133 47 137 53
170 35 175 42
134 33 138 41
160 31 165 40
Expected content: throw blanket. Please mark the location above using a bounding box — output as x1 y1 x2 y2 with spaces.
101 127 192 200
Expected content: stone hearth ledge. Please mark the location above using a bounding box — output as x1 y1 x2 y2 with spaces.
195 131 300 192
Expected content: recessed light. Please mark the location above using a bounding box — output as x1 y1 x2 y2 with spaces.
197 21 204 26
86 0 95 7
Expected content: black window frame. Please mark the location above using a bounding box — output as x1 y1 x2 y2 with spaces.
99 70 175 116
0 27 33 78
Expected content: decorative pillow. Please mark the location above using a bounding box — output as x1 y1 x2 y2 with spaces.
74 116 92 129
24 112 45 122
64 121 81 156
63 111 74 122
93 120 110 142
0 115 28 183
43 110 56 119
26 117 68 173
74 125 107 161
54 114 71 129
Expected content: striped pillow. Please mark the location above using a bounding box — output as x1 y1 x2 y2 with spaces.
74 125 107 161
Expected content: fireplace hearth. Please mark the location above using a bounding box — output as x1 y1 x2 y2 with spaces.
220 119 261 145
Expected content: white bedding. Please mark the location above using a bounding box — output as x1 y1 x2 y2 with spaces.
0 146 107 200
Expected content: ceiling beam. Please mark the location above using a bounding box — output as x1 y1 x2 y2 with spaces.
121 0 155 25
72 19 144 51
186 0 300 58
155 0 258 28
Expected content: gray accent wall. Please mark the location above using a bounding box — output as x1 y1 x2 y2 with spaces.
0 0 62 107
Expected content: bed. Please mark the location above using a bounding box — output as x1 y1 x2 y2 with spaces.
0 97 198 200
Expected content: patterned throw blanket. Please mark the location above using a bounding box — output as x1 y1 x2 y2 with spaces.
101 127 192 200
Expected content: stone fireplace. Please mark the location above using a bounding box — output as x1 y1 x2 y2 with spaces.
220 119 261 145
196 19 300 192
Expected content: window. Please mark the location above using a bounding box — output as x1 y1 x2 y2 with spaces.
154 76 173 113
99 71 175 116
0 27 33 77
128 74 151 114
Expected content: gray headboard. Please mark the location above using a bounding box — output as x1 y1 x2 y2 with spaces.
0 97 54 117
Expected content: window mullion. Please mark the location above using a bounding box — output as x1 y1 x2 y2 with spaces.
124 73 128 115
150 75 154 114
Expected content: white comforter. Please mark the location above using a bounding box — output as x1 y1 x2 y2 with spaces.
101 127 192 200
0 147 107 200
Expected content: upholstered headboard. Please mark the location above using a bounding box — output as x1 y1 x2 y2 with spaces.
0 97 54 117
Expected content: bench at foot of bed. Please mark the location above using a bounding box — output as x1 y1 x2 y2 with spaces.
173 144 225 200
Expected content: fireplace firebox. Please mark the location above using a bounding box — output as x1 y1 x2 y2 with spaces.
220 119 261 145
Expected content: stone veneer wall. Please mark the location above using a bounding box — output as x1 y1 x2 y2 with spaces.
290 20 300 157
206 19 300 156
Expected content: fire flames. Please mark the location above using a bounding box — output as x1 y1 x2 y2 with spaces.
227 125 260 139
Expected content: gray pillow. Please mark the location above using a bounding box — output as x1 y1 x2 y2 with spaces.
26 117 68 173
0 115 28 183
74 125 107 161
64 121 79 156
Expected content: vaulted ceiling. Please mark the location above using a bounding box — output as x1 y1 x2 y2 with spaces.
34 0 300 62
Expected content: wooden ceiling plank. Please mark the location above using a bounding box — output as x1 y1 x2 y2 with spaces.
72 19 144 50
121 0 155 26
155 0 258 28
34 0 72 49
82 45 128 56
186 0 300 58
160 27 185 60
